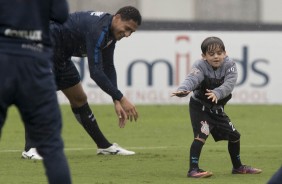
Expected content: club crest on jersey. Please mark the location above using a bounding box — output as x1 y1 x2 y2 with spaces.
90 12 105 17
200 121 210 136
190 68 200 75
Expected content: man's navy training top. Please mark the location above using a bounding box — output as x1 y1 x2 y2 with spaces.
0 0 69 59
51 11 123 101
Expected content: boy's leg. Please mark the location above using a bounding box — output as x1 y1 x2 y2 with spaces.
228 139 262 174
189 139 204 170
228 139 242 169
210 113 243 169
187 99 213 178
213 112 262 174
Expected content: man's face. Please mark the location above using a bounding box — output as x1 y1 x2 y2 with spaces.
111 14 138 41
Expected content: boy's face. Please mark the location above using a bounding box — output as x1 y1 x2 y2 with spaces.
202 45 226 68
111 14 138 41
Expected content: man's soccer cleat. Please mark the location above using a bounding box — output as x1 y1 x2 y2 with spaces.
22 148 43 160
187 168 213 178
232 165 262 174
97 143 135 155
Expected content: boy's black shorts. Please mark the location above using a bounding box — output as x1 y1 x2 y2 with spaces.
189 97 241 142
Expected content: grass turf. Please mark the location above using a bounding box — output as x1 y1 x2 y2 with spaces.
0 104 281 184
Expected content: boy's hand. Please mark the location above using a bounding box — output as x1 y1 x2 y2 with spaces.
205 89 218 104
171 90 190 97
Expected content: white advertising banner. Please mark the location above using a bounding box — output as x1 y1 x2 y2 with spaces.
57 31 282 104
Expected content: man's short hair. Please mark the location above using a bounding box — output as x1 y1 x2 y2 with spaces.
115 6 142 25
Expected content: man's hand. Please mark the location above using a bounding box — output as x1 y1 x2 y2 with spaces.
119 97 138 122
114 101 127 128
205 89 218 104
171 90 190 97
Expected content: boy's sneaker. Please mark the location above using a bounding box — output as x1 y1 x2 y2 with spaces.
97 143 135 155
187 168 213 178
232 165 262 174
22 148 43 160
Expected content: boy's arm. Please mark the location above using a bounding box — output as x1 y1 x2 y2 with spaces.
211 62 238 100
172 61 204 97
177 61 205 92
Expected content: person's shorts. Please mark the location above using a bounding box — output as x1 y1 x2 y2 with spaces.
54 57 81 91
189 97 240 142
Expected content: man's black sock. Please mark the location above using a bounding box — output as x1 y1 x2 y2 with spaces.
72 103 112 148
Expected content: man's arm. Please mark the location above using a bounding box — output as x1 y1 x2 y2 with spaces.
102 42 119 91
50 0 69 23
85 19 138 123
86 37 123 101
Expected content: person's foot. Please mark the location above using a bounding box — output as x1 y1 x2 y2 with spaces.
232 165 262 174
22 148 43 160
187 168 213 178
97 143 135 155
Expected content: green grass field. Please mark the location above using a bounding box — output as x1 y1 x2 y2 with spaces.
0 104 281 184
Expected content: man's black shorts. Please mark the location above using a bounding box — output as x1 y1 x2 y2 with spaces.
54 58 81 91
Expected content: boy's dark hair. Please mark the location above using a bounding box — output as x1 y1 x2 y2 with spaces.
201 36 225 54
115 6 142 25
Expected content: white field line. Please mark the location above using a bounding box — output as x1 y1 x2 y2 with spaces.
0 145 281 153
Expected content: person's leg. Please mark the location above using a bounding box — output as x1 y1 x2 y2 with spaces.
189 138 205 170
0 89 9 139
22 129 43 160
0 105 7 138
0 53 14 138
62 82 112 148
214 112 261 174
268 166 282 184
225 124 262 174
16 56 71 184
228 138 242 169
229 139 262 174
187 98 212 178
55 60 134 155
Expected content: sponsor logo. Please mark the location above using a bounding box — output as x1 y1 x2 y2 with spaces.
4 29 42 41
90 12 104 17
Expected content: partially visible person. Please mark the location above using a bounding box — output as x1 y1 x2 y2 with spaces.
268 166 282 184
0 0 72 183
171 36 262 178
22 6 141 159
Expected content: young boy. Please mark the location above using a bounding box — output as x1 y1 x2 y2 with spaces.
171 36 262 178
